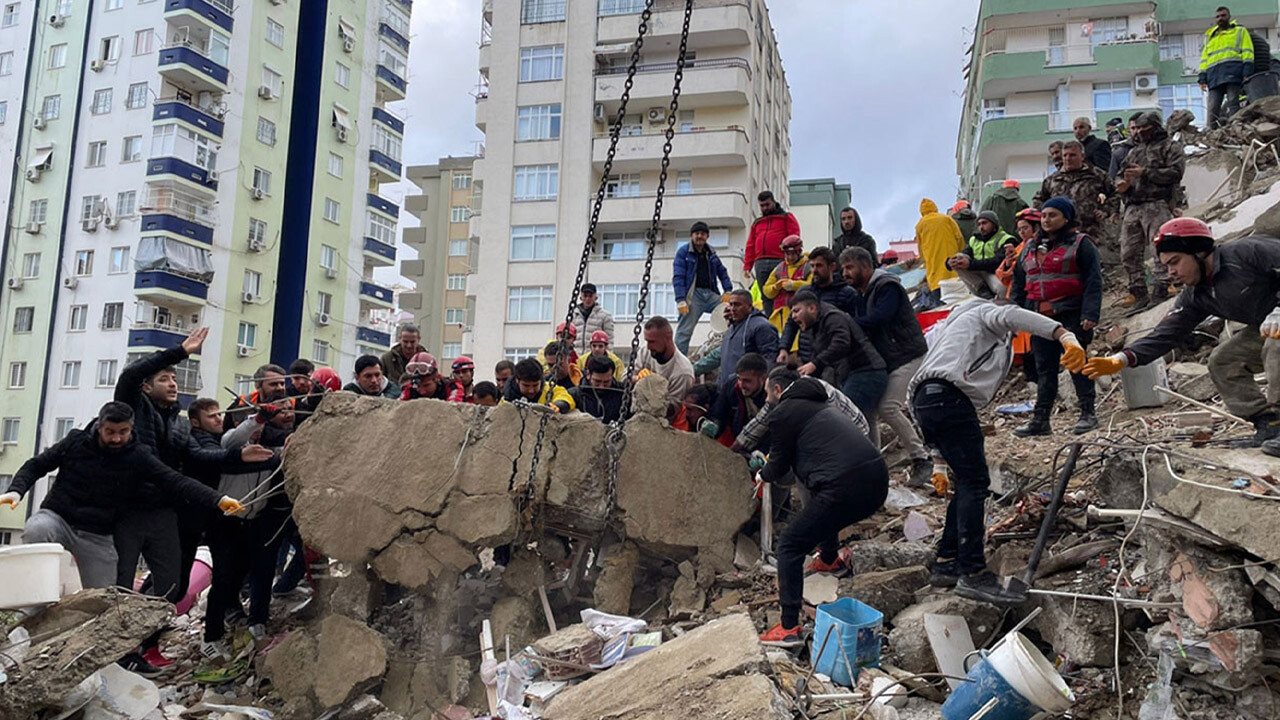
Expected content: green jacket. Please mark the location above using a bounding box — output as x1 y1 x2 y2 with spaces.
980 187 1028 238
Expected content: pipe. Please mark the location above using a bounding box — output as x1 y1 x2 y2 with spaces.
1152 385 1250 426
1026 588 1179 608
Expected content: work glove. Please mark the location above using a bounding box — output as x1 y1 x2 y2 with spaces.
1058 331 1086 373
720 293 731 304
255 403 281 423
636 368 653 381
677 302 689 316
218 496 247 516
1083 353 1128 380
698 418 721 439
0 492 20 509
748 451 767 472
1261 308 1280 339
931 471 950 497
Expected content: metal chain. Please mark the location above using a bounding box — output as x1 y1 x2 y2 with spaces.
519 409 551 533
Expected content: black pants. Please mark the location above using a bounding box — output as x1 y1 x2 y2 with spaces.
115 507 182 602
204 510 287 642
273 519 306 593
912 380 989 576
1208 82 1243 128
175 503 211 601
1030 311 1094 414
776 460 889 628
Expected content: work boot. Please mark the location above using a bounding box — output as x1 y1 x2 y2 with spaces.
1263 438 1280 457
1073 410 1098 435
906 457 933 489
929 559 960 588
1122 289 1150 314
1013 411 1052 437
955 571 1023 607
1250 410 1280 444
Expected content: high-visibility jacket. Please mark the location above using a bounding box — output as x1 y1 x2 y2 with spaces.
968 229 1015 262
1199 21 1255 89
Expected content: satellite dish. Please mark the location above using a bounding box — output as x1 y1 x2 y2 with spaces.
709 302 729 333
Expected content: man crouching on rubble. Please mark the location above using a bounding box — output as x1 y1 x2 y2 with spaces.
910 300 1086 605
756 366 889 647
1085 218 1280 452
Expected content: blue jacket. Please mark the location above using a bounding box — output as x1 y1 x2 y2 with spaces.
718 310 779 388
673 243 733 302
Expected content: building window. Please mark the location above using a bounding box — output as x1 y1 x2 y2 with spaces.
261 66 282 97
518 45 564 82
237 322 257 348
96 359 119 387
316 291 332 315
61 361 80 388
74 250 94 276
367 213 395 244
49 43 68 69
0 52 12 76
243 269 262 297
91 88 112 115
521 0 564 23
510 224 555 261
0 100 6 124
256 117 276 146
1159 83 1207 128
605 173 641 198
676 171 692 195
678 109 695 132
116 190 135 217
517 104 562 141
109 246 130 274
253 167 271 194
372 125 402 161
80 195 101 222
2 418 20 444
14 307 34 333
596 284 646 318
68 304 87 331
445 308 465 324
98 35 120 61
327 152 343 177
446 274 466 291
133 28 153 55
21 253 39 279
599 0 645 16
101 302 123 330
320 244 336 270
42 95 61 120
105 0 122 9
448 239 468 256
266 18 285 48
1088 16 1129 48
28 199 47 224
86 141 107 168
453 172 472 189
125 83 148 110
442 342 462 358
982 98 1005 120
323 198 340 223
1 3 18 27
451 206 470 223
335 62 350 88
312 340 330 364
599 231 648 260
504 347 540 362
53 418 75 442
249 218 267 246
513 164 558 201
1092 81 1132 111
8 362 25 389
507 286 553 322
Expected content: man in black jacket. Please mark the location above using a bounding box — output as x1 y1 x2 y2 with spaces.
569 355 626 423
789 289 887 416
756 367 889 647
705 353 770 447
0 402 242 589
1073 116 1112 171
778 247 857 359
831 207 878 266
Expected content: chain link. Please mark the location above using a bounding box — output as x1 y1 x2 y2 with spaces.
519 408 551 533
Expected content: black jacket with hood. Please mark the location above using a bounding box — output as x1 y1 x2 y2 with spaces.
853 270 928 372
831 209 878 267
799 303 885 387
780 275 859 352
569 380 626 423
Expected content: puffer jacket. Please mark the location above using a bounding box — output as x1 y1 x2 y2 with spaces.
570 304 615 354
1119 125 1185 205
672 243 733 303
744 207 801 272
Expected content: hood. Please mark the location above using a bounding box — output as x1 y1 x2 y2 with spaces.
866 268 900 290
840 208 864 236
993 186 1022 201
919 199 939 217
779 375 827 404
1139 125 1169 144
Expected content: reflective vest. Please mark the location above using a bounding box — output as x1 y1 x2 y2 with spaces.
1023 234 1084 304
1200 22 1254 75
969 230 1014 261
770 259 811 308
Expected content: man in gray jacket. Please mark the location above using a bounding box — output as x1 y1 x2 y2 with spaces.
718 289 779 389
909 300 1085 605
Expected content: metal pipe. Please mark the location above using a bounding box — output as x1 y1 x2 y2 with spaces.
1026 588 1179 608
1020 442 1082 590
1153 385 1250 426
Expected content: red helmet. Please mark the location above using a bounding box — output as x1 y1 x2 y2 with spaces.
589 330 610 345
311 367 341 393
781 234 803 250
555 322 577 339
406 351 439 377
451 355 474 372
1153 217 1214 255
1015 208 1042 223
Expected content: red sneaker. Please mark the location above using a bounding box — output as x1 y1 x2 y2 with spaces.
805 554 850 575
759 622 803 648
141 645 174 668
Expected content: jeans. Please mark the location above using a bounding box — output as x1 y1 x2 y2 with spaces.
205 510 287 641
25 509 118 589
1209 327 1280 419
869 357 927 460
841 368 889 418
1208 82 1243 129
776 460 888 628
675 287 722 355
753 258 782 316
912 380 990 575
115 507 182 601
1030 312 1095 414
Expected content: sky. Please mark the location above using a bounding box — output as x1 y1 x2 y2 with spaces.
394 0 981 247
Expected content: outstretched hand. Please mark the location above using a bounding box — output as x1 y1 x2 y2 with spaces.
0 492 19 510
181 327 209 355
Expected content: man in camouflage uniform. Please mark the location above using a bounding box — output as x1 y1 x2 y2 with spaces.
1116 111 1184 310
1033 140 1118 244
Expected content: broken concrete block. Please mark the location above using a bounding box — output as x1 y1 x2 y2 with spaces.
592 542 639 616
436 493 518 547
315 614 389 708
261 629 319 704
669 561 706 617
839 566 929 622
710 589 744 613
490 595 540 649
372 531 477 590
887 596 1001 675
1031 593 1118 667
1166 362 1217 402
543 614 789 720
843 542 935 577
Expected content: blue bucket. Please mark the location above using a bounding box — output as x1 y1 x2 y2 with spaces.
941 656 1040 720
812 598 882 686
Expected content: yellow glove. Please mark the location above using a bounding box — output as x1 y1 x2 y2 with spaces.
1083 353 1127 379
677 303 689 316
720 293 731 304
0 492 20 510
218 496 247 516
1058 331 1086 374
931 472 950 496
636 368 653 380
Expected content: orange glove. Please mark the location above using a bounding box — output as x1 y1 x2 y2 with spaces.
636 368 653 380
0 492 19 509
1058 331 1086 374
677 302 690 316
720 293 731 304
931 471 950 497
1084 354 1127 379
218 496 247 516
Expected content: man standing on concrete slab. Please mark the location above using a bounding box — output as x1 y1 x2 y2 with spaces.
909 300 1085 605
570 284 614 355
831 206 878 266
980 179 1029 238
1033 141 1117 245
1117 111 1184 311
1200 6 1254 129
1085 219 1280 451
744 191 801 317
673 221 733 355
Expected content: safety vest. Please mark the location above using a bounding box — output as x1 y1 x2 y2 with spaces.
771 259 810 307
969 230 1014 261
1200 22 1253 74
1023 234 1084 304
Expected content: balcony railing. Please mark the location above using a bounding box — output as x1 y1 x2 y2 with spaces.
153 98 225 137
521 0 566 23
140 188 215 226
163 0 233 31
594 56 750 77
158 43 230 89
357 326 392 347
593 122 745 138
376 65 407 93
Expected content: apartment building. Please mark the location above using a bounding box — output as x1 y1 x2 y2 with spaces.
464 0 790 370
0 0 411 534
400 157 478 364
957 0 1280 202
789 177 851 248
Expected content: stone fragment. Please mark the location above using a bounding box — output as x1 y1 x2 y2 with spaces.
592 542 639 615
844 541 935 576
490 595 539 649
887 596 1001 674
1031 593 1118 667
839 566 929 622
803 574 839 606
372 531 478 590
734 533 761 569
1166 362 1217 402
314 614 389 709
436 494 518 547
710 590 744 613
262 629 319 704
669 561 705 617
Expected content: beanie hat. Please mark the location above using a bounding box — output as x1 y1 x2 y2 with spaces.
1041 196 1077 223
690 221 710 234
977 210 1000 226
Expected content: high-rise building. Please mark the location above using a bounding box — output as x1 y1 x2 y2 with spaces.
400 157 479 365
0 0 411 532
956 0 1279 202
464 0 790 368
789 178 851 247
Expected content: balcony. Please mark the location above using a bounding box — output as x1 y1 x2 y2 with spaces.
128 325 189 350
367 193 399 217
596 188 749 229
359 280 394 309
369 149 402 183
371 106 404 135
158 44 229 94
153 99 224 138
597 0 750 47
140 213 214 245
357 326 391 347
363 236 397 266
139 183 216 239
146 156 218 190
979 40 1159 95
163 0 233 32
378 22 410 52
134 269 210 304
595 58 749 110
376 65 407 102
592 126 748 172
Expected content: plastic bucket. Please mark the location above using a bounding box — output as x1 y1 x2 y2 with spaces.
941 655 1039 720
1120 357 1167 409
812 598 882 686
986 632 1074 712
0 543 67 608
175 558 212 616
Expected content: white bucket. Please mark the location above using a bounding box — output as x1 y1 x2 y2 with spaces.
1119 357 1168 410
0 543 67 608
986 632 1075 712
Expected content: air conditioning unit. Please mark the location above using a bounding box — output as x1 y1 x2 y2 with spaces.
49 13 65 26
593 103 606 123
7 278 23 290
236 345 251 358
242 291 257 304
24 222 42 234
324 267 337 279
207 169 219 182
248 236 265 252
258 85 274 99
62 277 78 289
647 107 667 124
32 116 46 130
103 216 119 229
25 169 41 182
343 38 354 53
82 218 99 232
90 59 105 72
316 312 331 326
1134 73 1158 93
335 126 348 143
251 187 265 200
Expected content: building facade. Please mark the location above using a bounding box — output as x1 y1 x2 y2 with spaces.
957 0 1279 202
789 177 850 247
464 0 790 370
0 0 410 534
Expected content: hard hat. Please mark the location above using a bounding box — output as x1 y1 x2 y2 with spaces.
556 321 577 339
780 234 803 250
589 330 610 345
311 367 341 392
1015 207 1042 223
406 351 438 377
1153 217 1214 255
1002 179 1020 188
451 355 474 372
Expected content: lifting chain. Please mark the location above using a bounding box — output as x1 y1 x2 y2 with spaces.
518 405 552 534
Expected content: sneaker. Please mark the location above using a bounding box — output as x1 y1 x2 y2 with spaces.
118 652 163 677
929 560 961 588
804 554 850 576
248 624 269 642
199 640 232 663
1262 438 1280 458
759 622 804 648
1013 415 1051 437
141 646 174 668
906 458 933 489
1251 411 1280 444
955 571 1024 606
1073 411 1098 435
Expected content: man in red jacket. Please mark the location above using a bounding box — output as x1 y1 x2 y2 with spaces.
745 190 801 316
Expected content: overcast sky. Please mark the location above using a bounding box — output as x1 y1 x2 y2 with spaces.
395 0 980 248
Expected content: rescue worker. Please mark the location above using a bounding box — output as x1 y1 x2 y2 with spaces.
542 341 582 390
401 352 448 401
731 373 870 455
1117 111 1185 310
445 356 476 403
789 289 887 417
756 366 890 647
1033 140 1118 243
569 355 626 423
503 357 574 413
1072 117 1112 171
1011 197 1104 436
570 283 614 355
719 289 779 390
345 355 402 399
998 209 1044 383
762 235 811 331
949 200 978 243
831 207 878 266
1200 6 1254 128
744 190 801 316
1085 219 1280 450
910 301 1086 604
1105 116 1135 181
223 362 290 430
380 324 422 385
779 247 856 361
980 179 1029 238
673 221 734 354
947 210 1017 299
916 198 968 303
576 330 625 382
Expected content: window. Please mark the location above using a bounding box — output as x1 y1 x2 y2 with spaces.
453 173 472 190
605 173 640 198
517 104 562 141
2 419 19 444
74 250 94 276
133 28 153 55
91 88 112 115
327 152 343 177
320 244 336 270
252 167 271 194
109 246 129 274
650 282 679 320
124 84 148 111
521 0 564 23
676 171 692 195
118 135 142 163
0 52 12 76
237 322 257 348
1089 17 1129 47
8 362 25 389
41 95 60 120
504 348 540 362
1092 81 1132 111
96 359 119 387
55 0 69 13
507 286 552 322
367 213 395 244
448 239 468 256
599 0 645 16
61 361 80 388
982 98 1006 120
116 190 135 217
1159 34 1184 60
86 141 107 167
256 117 276 146
49 44 68 69
323 198 340 223
442 342 462 358
510 224 555 260
101 302 123 330
678 109 696 132
207 29 230 65
513 164 558 201
266 18 285 48
519 45 564 82
1159 83 1207 128
99 35 120 61
28 199 47 224
54 418 75 442
0 100 6 124
80 195 101 222
451 206 470 223
446 274 466 291
316 291 332 315
372 125 402 161
599 231 648 260
445 308 465 324
105 0 122 9
261 66 282 97
233 374 253 395
241 269 262 298
13 307 34 333
68 304 87 330
335 62 350 88
2 3 17 27
312 340 330 364
597 284 646 318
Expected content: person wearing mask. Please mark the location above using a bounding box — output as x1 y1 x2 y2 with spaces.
1011 196 1104 436
762 235 811 331
472 381 500 407
494 360 515 391
445 356 476 403
400 352 448 401
502 358 574 413
789 289 887 417
756 367 889 647
744 190 802 316
1085 219 1280 450
718 289 779 391
381 324 422 385
779 247 857 367
345 355 402 399
703 353 770 447
1072 117 1112 170
831 207 878 266
1033 140 1118 247
1200 6 1254 128
839 247 932 487
542 341 582 390
570 284 614 355
947 210 1018 299
949 200 978 243
910 301 1086 604
980 180 1029 238
916 199 967 303
569 355 626 423
1105 116 1135 181
577 331 625 382
673 221 734 355
631 316 696 408
1117 111 1185 310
